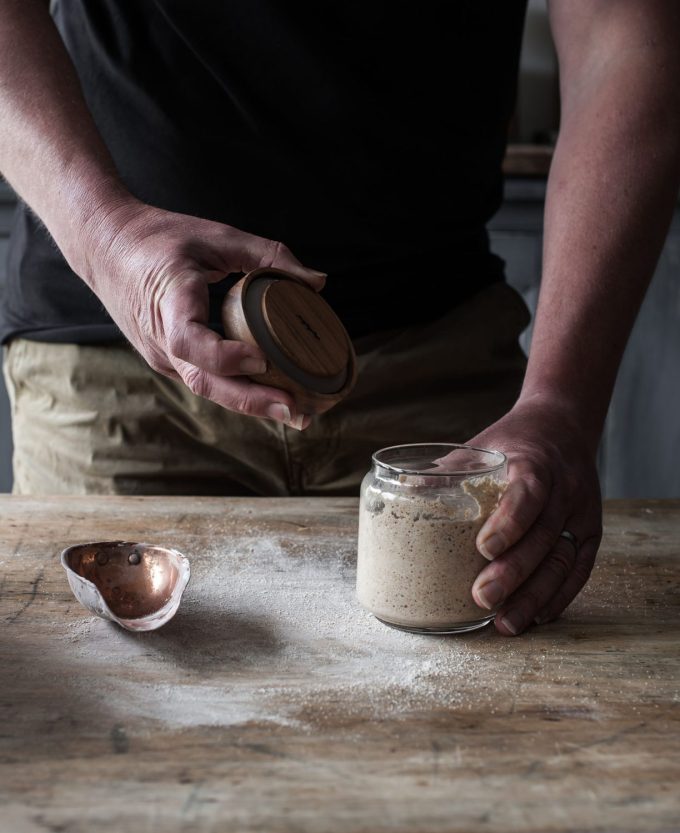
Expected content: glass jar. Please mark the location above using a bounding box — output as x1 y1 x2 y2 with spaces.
356 443 507 634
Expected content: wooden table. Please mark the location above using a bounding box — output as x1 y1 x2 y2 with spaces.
1 497 678 833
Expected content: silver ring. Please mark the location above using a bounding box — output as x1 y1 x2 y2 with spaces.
559 529 579 552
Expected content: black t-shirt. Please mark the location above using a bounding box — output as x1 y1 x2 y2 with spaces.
1 1 527 343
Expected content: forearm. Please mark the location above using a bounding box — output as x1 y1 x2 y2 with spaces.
0 0 134 276
520 4 680 450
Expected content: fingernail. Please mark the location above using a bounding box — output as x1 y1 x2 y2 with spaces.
239 357 267 375
287 413 307 431
475 579 505 610
309 269 327 278
266 403 291 423
478 532 506 560
500 610 524 635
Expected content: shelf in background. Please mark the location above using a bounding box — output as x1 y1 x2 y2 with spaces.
502 143 554 177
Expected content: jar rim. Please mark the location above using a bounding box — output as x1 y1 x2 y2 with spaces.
371 443 506 477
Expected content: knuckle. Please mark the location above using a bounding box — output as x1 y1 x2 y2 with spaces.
166 326 188 359
572 553 595 587
532 520 559 551
264 239 290 267
498 555 530 589
231 388 258 416
512 586 544 614
523 473 550 503
563 470 581 496
544 547 573 583
500 512 528 544
183 366 212 400
498 478 550 539
274 240 291 259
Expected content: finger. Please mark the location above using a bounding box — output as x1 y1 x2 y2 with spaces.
168 321 268 377
238 234 327 290
476 463 551 560
171 357 311 430
430 447 493 471
533 533 601 625
493 532 579 636
472 504 566 612
159 273 267 374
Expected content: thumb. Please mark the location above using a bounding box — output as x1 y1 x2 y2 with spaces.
238 232 327 291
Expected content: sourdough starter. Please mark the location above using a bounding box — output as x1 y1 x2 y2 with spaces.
356 475 505 629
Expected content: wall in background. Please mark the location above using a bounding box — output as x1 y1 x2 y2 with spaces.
512 0 560 145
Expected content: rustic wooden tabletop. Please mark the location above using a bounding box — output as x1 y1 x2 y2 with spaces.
0 496 678 833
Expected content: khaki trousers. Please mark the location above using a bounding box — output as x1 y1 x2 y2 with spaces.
3 283 529 496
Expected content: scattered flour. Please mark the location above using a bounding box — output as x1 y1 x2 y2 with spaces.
55 528 524 729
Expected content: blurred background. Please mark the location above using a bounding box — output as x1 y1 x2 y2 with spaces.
1 0 678 496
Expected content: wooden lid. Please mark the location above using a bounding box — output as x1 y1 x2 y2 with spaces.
261 280 350 380
222 268 358 414
241 271 353 395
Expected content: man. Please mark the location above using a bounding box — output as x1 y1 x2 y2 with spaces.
1 1 679 636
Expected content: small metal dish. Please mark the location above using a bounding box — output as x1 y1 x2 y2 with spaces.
61 541 190 632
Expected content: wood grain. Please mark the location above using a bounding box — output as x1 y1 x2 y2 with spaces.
262 279 349 378
222 268 357 415
1 496 679 833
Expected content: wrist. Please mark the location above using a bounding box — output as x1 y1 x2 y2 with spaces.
512 387 603 456
49 172 142 285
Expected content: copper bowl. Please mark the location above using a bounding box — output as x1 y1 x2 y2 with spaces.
61 541 190 632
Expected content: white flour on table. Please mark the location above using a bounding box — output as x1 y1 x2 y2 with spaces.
55 529 545 729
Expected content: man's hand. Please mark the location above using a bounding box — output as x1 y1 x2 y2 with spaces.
466 396 602 636
76 200 326 429
466 0 680 635
0 1 322 429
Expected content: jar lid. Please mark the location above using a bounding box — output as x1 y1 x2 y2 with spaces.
222 268 357 414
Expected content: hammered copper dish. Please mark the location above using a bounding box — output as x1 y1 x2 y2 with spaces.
61 541 190 632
